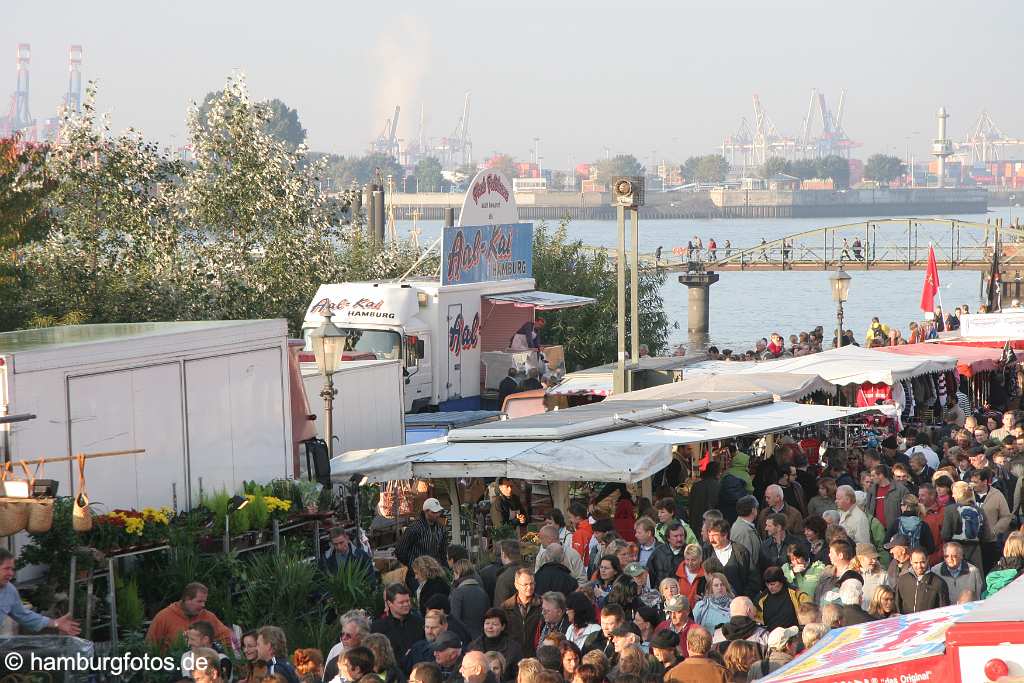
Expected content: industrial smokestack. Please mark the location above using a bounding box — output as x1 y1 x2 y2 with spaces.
444 207 455 228
373 190 385 244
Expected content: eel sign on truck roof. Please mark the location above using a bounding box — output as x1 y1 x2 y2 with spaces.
459 169 518 226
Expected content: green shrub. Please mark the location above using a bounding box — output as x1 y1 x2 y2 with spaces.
249 492 270 530
117 577 145 633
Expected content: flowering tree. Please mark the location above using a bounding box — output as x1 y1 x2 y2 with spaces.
18 76 430 334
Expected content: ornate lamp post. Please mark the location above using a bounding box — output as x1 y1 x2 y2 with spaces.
830 268 852 347
309 312 348 461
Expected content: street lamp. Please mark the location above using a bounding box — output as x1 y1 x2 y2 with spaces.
830 268 852 347
309 312 349 463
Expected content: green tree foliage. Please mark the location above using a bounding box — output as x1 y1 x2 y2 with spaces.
15 76 429 335
197 92 307 149
415 156 444 192
594 154 643 184
681 154 730 183
818 155 851 189
759 156 790 179
532 220 669 370
787 158 820 180
0 135 54 329
863 153 906 186
321 152 405 189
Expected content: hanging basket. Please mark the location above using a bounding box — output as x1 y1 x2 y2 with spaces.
22 460 54 534
0 464 29 536
72 454 92 533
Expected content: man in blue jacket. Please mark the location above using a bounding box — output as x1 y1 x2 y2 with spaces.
0 549 79 636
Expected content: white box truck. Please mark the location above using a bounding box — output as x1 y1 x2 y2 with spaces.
0 320 294 517
301 277 592 412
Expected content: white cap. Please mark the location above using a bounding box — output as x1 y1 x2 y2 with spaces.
767 626 799 651
422 498 445 513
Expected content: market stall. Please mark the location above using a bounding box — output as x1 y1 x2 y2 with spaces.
743 344 957 386
332 394 874 543
874 341 1022 379
876 340 1023 412
606 372 835 403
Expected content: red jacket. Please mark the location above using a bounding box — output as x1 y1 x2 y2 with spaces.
675 565 707 608
613 499 637 542
573 519 593 566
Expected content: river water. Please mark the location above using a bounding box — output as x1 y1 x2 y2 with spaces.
397 207 1020 352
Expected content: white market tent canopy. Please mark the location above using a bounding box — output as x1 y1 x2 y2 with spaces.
606 372 836 403
331 396 872 484
738 345 958 386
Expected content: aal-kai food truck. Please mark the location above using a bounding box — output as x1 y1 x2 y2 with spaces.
302 171 592 412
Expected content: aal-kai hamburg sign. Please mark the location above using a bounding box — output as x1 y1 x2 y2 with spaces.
442 223 533 286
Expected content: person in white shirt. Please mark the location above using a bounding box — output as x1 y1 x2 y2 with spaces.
905 432 941 470
836 485 871 545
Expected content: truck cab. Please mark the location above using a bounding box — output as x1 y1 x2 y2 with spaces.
302 282 434 413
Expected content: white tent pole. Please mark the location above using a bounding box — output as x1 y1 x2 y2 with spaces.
448 479 462 546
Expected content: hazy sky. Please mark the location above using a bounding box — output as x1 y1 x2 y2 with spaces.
5 0 1022 167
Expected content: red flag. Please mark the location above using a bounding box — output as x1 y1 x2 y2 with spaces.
920 245 940 313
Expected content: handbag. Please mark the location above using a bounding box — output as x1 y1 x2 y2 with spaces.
72 454 92 532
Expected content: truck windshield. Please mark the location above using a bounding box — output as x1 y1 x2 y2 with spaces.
340 328 402 360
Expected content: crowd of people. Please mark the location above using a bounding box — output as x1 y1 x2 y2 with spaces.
4 391 1024 681
692 301 992 363
132 412 1017 683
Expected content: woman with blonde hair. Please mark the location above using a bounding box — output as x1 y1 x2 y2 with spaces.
516 658 544 683
722 640 760 682
657 577 680 604
411 555 450 611
362 634 404 683
691 572 733 632
867 585 897 619
941 480 985 569
484 652 507 681
984 531 1024 597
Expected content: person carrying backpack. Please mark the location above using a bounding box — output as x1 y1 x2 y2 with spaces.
940 481 986 571
887 494 935 557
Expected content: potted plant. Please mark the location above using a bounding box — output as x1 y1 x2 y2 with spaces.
293 481 323 515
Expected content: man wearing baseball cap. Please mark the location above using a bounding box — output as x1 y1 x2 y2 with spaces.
747 626 800 679
430 631 464 680
663 595 696 644
396 498 450 591
884 534 913 587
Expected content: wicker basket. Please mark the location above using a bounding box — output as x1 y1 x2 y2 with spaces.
72 454 92 533
26 497 54 534
0 499 28 536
